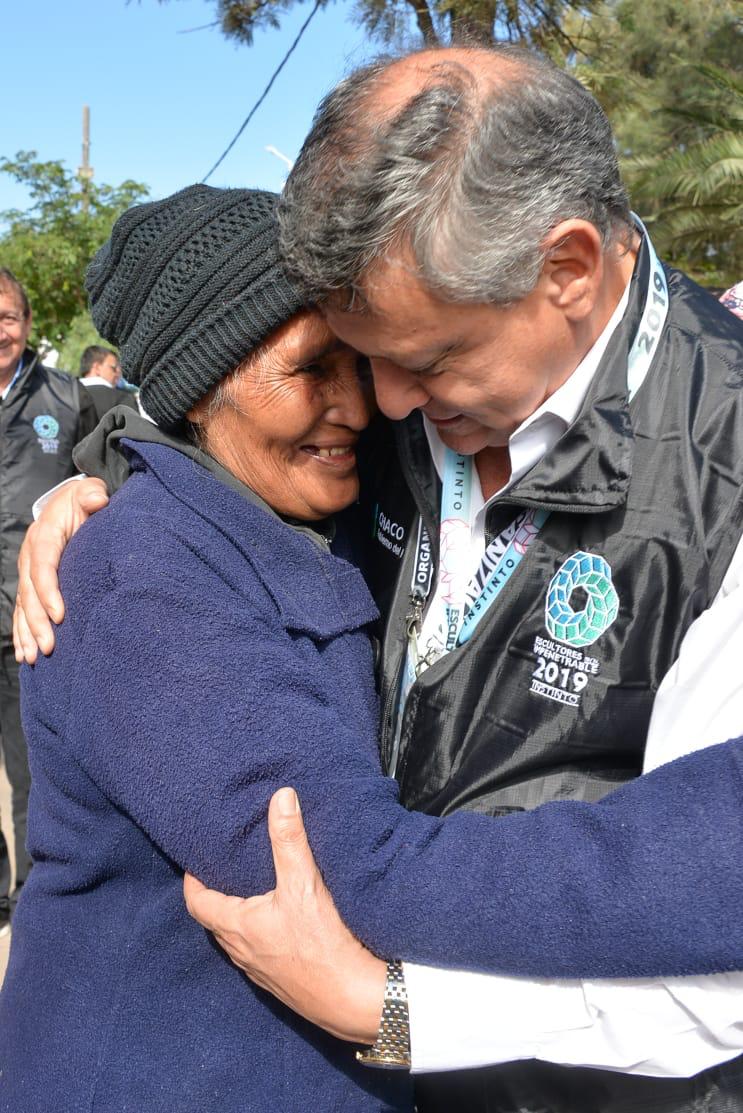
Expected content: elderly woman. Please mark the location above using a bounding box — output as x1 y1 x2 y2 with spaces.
0 185 550 1112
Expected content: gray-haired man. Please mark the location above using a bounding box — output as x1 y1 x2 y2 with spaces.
185 45 743 1112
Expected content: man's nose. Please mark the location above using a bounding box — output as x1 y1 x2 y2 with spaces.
370 359 430 421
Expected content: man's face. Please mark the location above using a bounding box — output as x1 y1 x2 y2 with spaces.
93 353 121 386
323 255 573 456
0 288 32 385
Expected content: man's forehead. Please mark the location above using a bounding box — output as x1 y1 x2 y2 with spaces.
325 293 467 366
345 248 445 322
0 286 26 315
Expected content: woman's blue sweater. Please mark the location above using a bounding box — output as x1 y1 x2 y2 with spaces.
1 441 742 1112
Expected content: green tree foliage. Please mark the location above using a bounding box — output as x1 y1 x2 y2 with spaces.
0 152 148 348
627 63 742 287
562 0 742 286
55 311 116 378
156 0 598 50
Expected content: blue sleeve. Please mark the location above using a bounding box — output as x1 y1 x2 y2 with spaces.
64 547 743 981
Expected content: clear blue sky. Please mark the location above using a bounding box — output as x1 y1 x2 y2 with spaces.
2 0 409 216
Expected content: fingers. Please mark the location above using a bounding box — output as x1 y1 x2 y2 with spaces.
268 788 321 896
13 597 38 665
183 873 252 935
78 482 110 515
27 525 67 626
15 522 58 661
14 478 109 664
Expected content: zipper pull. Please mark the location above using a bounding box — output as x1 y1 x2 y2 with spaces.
405 592 424 638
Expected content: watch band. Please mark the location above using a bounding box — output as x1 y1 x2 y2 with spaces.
356 959 411 1070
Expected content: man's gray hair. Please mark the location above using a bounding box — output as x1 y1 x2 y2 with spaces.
279 47 632 306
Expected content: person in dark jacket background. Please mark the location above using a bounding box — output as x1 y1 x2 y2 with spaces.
78 344 138 421
0 268 97 935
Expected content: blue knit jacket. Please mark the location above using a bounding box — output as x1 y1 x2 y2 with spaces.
1 441 742 1112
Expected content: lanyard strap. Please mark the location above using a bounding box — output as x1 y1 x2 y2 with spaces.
409 221 668 650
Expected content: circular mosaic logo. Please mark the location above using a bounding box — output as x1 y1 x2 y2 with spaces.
545 551 619 648
33 414 60 439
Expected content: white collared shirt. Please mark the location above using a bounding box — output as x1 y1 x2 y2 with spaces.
1 358 24 401
81 375 114 389
405 281 743 1077
418 284 631 655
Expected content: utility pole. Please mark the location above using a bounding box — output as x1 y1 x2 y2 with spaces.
78 105 94 213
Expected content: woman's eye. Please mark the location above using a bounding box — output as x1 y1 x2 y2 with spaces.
297 362 327 378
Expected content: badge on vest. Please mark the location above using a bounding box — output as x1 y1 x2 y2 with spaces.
373 504 406 560
33 414 60 455
530 551 619 708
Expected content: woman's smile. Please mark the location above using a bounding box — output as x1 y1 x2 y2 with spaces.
190 309 372 520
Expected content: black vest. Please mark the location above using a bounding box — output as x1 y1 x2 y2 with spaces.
358 247 743 1112
0 351 95 638
363 246 743 818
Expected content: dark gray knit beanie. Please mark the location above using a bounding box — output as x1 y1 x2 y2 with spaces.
85 184 305 429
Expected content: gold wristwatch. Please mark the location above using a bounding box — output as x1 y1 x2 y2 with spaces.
356 960 411 1069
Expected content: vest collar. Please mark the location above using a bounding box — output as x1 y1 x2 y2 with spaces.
505 237 655 513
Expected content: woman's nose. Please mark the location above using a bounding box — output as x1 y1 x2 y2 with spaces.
370 358 430 421
328 368 373 431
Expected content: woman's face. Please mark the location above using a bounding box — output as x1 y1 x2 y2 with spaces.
194 310 373 520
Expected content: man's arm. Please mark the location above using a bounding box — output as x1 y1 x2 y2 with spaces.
184 557 743 1076
14 405 153 663
186 763 743 1078
14 477 109 663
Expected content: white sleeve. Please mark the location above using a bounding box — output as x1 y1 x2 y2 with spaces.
405 966 743 1078
643 531 743 772
32 474 88 521
406 534 743 1077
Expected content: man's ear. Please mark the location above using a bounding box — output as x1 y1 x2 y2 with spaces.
541 220 604 322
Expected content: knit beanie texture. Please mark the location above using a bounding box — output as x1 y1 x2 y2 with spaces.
85 184 305 429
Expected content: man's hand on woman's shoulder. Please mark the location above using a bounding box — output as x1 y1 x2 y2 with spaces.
14 476 109 664
184 787 387 1046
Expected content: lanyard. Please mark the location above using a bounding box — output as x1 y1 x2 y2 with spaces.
414 219 666 648
391 224 669 766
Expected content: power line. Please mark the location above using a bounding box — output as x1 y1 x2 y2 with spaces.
201 0 322 184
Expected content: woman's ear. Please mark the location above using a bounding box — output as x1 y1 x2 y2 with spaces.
541 219 604 323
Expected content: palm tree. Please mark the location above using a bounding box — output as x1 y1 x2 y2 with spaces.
625 62 743 287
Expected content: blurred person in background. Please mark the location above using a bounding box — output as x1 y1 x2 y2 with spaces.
79 344 138 421
0 268 97 937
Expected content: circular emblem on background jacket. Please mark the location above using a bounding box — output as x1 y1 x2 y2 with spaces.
33 414 60 440
545 551 619 647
